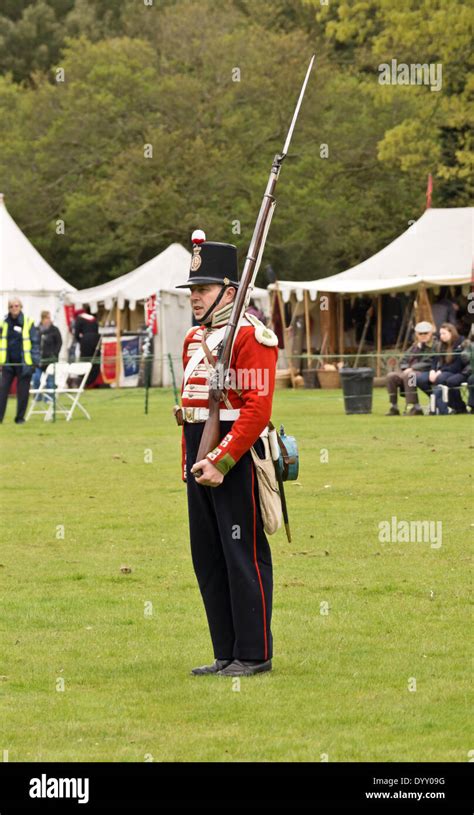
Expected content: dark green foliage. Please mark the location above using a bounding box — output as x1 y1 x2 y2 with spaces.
0 0 469 288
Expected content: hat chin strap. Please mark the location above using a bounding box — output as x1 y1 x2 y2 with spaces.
200 285 228 326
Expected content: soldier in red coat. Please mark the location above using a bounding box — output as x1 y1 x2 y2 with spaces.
176 232 278 676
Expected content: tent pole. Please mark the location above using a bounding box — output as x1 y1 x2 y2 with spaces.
338 295 344 360
417 284 435 325
269 289 275 328
394 294 413 351
115 301 121 387
376 295 382 376
328 293 337 356
402 296 416 352
275 282 296 388
304 290 312 370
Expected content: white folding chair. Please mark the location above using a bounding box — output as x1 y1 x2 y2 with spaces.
63 362 92 420
27 362 92 421
429 383 450 415
27 363 70 421
432 382 470 414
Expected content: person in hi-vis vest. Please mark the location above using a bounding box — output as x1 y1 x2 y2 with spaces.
0 297 40 424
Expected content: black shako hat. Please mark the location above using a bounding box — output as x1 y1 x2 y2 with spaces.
176 230 239 289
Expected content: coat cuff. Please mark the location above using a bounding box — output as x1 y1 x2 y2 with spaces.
207 451 236 476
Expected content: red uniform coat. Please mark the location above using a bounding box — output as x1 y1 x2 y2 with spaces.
181 313 278 478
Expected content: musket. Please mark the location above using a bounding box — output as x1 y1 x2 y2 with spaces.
194 55 315 473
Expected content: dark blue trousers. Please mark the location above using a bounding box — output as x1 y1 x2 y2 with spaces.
0 366 31 422
433 372 466 414
184 421 273 661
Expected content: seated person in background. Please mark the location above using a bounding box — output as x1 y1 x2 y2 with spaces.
430 322 466 414
452 289 473 339
385 321 438 416
461 336 474 413
466 340 474 414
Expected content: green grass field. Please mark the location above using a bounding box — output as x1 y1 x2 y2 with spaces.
0 387 471 762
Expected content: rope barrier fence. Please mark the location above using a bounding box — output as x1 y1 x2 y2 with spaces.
1 350 471 419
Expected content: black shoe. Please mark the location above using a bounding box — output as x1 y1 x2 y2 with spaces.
217 659 272 676
14 418 26 424
407 405 424 416
385 405 400 416
191 659 232 676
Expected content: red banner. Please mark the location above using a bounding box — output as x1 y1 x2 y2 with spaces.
64 304 75 328
100 337 120 384
145 295 158 335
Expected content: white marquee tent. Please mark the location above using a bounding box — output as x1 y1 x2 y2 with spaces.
68 243 270 386
266 207 473 375
0 193 76 344
271 207 473 301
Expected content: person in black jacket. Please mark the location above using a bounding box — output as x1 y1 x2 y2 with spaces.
430 322 466 414
385 321 438 416
40 311 62 364
74 306 100 385
74 307 99 353
32 311 63 396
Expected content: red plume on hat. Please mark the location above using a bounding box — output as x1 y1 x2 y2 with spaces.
191 229 206 245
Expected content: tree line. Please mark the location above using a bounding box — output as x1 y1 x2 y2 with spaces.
0 0 470 289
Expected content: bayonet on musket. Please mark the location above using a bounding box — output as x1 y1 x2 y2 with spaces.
194 55 315 475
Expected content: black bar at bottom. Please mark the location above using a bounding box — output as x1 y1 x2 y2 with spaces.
0 762 470 812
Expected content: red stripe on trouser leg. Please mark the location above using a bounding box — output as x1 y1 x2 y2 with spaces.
251 465 268 661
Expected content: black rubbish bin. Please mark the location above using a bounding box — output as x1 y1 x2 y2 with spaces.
302 369 318 389
339 367 374 414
